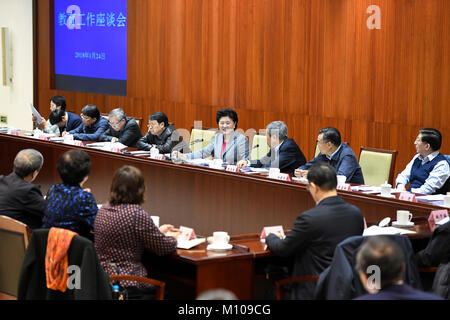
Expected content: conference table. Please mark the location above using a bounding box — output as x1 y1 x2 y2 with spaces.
0 132 445 299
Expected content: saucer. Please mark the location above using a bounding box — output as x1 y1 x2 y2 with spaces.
207 243 233 251
392 221 415 228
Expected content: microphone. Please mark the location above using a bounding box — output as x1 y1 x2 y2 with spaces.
252 144 259 149
190 138 204 145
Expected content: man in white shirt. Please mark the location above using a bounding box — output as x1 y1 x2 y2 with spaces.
396 128 450 194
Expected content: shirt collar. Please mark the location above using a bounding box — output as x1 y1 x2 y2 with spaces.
326 143 342 160
418 150 439 163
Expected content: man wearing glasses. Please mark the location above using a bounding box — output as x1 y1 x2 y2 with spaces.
99 108 143 147
136 112 188 153
265 162 364 299
65 104 109 141
294 127 364 184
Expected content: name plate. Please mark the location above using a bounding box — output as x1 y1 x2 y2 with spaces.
270 173 291 181
399 192 417 202
337 183 352 191
150 154 165 160
178 226 196 241
226 165 239 173
110 146 121 153
260 225 285 243
9 130 19 136
428 209 449 232
38 134 51 141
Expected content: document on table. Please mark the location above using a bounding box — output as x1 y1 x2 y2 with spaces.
30 103 43 125
177 238 206 249
85 142 128 150
185 158 212 166
363 225 416 236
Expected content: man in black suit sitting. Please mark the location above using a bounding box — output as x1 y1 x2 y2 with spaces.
0 149 46 229
265 162 365 299
237 120 306 174
99 108 143 147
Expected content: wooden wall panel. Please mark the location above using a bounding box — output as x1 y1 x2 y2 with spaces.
36 0 450 179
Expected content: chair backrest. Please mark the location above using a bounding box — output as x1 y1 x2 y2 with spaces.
250 135 270 160
314 144 320 158
314 234 421 300
189 127 217 152
109 275 166 300
359 147 398 186
0 215 30 300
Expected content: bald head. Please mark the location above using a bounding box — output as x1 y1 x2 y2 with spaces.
13 149 44 179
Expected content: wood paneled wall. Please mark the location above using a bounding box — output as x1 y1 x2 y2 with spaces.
36 0 450 178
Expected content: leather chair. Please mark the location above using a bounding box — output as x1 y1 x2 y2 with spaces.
0 215 30 300
109 275 166 300
359 147 398 186
250 134 270 161
189 127 217 152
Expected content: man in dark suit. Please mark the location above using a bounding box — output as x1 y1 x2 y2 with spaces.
0 149 46 229
265 162 365 299
136 112 188 153
295 127 364 184
99 108 143 147
65 104 109 141
237 121 306 174
355 236 442 300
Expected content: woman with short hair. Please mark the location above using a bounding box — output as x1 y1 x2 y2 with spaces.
94 165 180 299
174 108 249 164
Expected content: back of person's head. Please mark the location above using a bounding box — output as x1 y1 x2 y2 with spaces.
196 288 238 300
149 112 169 127
306 162 337 191
51 95 66 111
57 149 91 186
49 108 65 125
108 108 126 121
266 121 288 141
13 149 44 178
81 104 100 120
356 236 405 288
109 165 145 205
419 128 442 151
318 127 341 147
216 108 239 127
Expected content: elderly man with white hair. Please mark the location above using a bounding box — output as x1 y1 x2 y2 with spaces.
237 121 306 174
99 108 143 147
0 149 46 229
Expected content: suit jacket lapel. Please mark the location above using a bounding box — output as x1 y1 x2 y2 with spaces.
222 131 236 158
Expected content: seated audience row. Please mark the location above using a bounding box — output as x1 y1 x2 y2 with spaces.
32 96 449 193
1 148 449 300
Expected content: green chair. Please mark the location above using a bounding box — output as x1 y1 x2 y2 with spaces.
189 127 217 153
358 147 398 186
250 135 271 161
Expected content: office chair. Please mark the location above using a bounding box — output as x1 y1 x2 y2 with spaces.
189 127 217 152
359 147 398 186
0 215 30 300
109 275 166 300
250 135 270 161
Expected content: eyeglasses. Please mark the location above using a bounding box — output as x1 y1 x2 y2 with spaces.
80 114 92 120
109 120 122 126
147 122 160 128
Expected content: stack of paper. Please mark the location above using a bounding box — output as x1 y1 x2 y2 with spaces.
177 238 206 249
85 142 127 151
363 225 416 236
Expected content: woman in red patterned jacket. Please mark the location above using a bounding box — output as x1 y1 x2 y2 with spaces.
94 165 180 299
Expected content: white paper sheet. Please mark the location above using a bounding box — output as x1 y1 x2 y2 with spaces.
363 225 416 236
30 103 43 125
177 238 206 249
